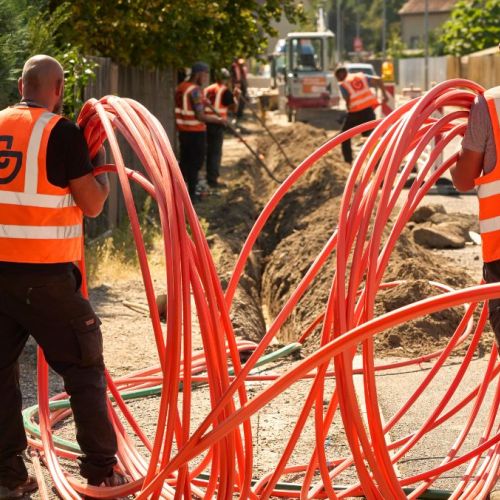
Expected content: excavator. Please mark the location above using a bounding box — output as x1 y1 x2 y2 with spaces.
271 30 340 123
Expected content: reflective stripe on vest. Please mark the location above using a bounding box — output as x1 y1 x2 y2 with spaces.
0 106 83 263
474 86 500 262
0 224 82 239
0 191 76 208
204 83 229 119
175 82 206 132
340 73 379 112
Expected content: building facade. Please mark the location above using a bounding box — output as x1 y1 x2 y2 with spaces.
399 0 457 49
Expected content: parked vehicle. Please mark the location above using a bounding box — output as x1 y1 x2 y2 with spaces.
345 62 376 77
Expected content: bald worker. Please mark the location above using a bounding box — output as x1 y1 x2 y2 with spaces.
0 55 124 498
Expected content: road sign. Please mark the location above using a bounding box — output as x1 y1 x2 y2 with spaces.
353 36 363 52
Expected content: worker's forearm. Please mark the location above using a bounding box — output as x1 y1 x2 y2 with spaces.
378 81 388 97
94 174 110 206
197 112 225 125
451 148 484 192
450 165 476 192
205 115 225 125
95 171 109 186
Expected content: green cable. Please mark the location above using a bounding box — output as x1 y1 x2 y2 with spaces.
23 342 302 451
22 341 452 498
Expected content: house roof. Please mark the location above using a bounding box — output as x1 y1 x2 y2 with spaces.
399 0 458 15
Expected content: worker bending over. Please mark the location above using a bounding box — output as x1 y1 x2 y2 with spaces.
175 62 226 201
203 68 239 189
0 55 125 499
335 66 388 165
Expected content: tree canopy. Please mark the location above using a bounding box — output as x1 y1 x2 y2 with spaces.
0 0 98 115
440 0 500 56
0 0 71 107
48 0 306 68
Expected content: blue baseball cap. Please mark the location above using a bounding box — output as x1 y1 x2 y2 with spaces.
191 61 209 74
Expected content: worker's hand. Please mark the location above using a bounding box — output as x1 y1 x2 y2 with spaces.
220 117 229 127
91 146 109 186
233 87 242 98
382 94 389 104
91 146 106 167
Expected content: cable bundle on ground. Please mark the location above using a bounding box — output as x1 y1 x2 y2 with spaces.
24 80 499 499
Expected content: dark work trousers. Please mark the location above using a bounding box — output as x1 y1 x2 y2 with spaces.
236 87 248 119
483 260 500 351
340 106 376 164
0 267 117 488
178 130 207 198
206 124 225 186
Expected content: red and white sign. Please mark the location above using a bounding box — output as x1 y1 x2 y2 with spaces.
353 36 363 52
382 82 395 116
301 76 327 94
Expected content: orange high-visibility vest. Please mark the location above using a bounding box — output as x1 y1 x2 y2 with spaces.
340 72 379 112
0 106 83 263
175 81 206 132
204 83 229 119
475 86 500 263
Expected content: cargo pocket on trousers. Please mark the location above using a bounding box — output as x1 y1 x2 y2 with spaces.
71 314 103 367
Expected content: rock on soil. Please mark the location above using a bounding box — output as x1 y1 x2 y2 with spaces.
413 223 466 248
410 204 479 250
410 203 446 223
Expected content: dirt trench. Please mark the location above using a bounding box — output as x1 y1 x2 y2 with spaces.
199 120 494 358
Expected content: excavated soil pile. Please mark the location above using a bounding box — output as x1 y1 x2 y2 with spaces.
374 279 464 355
201 121 493 357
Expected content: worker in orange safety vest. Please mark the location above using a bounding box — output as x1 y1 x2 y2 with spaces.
175 61 227 201
203 68 240 189
0 55 125 498
451 78 500 500
231 57 248 119
451 85 500 341
335 66 388 164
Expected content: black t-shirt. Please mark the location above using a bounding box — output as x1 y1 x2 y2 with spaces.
46 118 94 187
0 104 93 273
221 89 235 107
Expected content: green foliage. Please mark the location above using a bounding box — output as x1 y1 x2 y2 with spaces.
440 0 500 56
59 46 99 120
300 0 326 31
429 28 446 56
0 0 27 108
359 0 406 55
24 1 70 54
386 27 406 59
0 0 97 117
47 0 306 69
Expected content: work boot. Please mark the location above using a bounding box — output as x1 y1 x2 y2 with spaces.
85 470 129 499
0 476 38 499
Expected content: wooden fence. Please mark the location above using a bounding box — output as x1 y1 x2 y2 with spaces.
396 48 499 91
83 57 177 236
446 48 500 90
